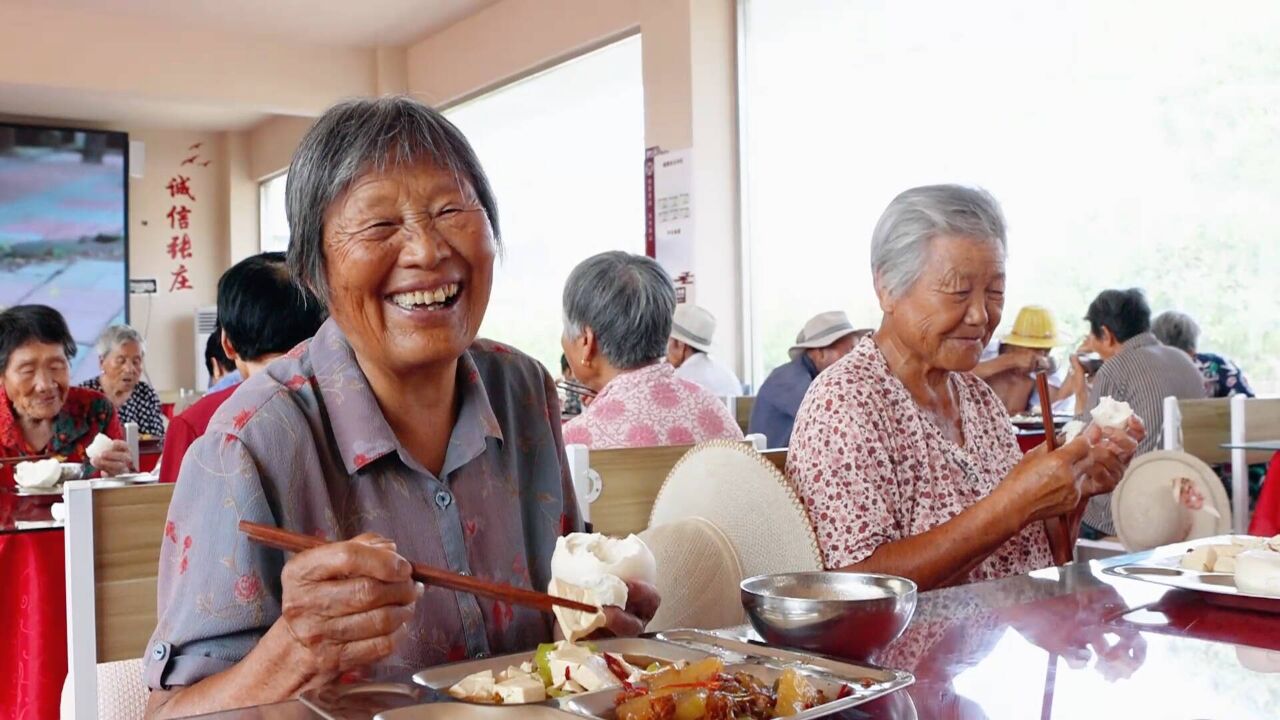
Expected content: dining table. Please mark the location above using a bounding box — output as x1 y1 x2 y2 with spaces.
0 483 67 720
188 545 1280 719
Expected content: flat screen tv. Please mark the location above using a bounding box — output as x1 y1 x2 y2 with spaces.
0 122 128 383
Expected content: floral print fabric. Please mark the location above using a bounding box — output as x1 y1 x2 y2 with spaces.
786 336 1053 582
144 319 580 689
561 361 744 449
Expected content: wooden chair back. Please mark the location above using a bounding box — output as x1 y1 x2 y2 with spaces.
588 445 701 536
761 449 787 474
732 396 755 434
65 482 174 719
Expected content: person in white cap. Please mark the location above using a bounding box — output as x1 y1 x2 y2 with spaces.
666 304 743 398
747 311 867 447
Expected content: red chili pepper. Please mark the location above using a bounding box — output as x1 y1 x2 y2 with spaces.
837 684 854 700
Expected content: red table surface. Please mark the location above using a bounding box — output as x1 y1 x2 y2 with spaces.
0 529 66 720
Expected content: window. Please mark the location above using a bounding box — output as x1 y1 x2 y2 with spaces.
445 35 645 374
741 0 1280 393
260 173 289 253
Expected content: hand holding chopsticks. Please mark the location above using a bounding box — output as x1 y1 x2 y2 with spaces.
1036 372 1076 565
239 520 596 615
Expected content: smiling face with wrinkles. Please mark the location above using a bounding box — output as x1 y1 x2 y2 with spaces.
877 234 1005 372
321 161 496 377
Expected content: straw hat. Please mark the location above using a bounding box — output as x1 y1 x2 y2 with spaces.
788 311 856 360
1001 305 1066 350
671 304 716 353
639 518 744 632
1111 450 1232 552
649 441 824 579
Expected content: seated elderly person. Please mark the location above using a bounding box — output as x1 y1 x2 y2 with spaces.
561 252 744 449
787 185 1144 590
0 305 132 479
204 326 241 393
1070 290 1206 536
666 304 743 397
749 312 866 448
973 306 1075 415
158 252 326 484
1152 310 1254 399
80 324 166 436
145 98 656 719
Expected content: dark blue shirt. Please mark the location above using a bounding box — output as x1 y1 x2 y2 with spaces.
749 354 818 448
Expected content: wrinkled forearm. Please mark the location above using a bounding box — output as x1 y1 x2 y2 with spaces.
145 621 321 719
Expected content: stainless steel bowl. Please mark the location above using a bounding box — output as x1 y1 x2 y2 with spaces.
741 572 917 661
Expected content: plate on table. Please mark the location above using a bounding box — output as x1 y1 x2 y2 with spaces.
1010 414 1071 431
1103 535 1280 614
114 472 160 484
408 631 913 720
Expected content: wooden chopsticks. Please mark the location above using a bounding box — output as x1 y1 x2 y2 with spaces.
238 520 597 615
1037 372 1073 565
0 453 58 466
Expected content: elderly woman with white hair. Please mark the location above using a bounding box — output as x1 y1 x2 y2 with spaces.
787 185 1146 590
80 324 166 436
561 251 744 449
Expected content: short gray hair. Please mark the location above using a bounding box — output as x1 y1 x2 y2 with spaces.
1152 310 1200 354
870 184 1007 298
285 96 500 302
562 252 675 370
95 324 144 359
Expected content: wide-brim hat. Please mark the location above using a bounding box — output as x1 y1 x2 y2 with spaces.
649 441 824 579
1111 450 1231 552
788 311 857 360
1002 305 1067 350
671 304 716 353
639 517 744 632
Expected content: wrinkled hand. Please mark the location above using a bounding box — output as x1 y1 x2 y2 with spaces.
90 439 133 476
1076 416 1145 498
1006 348 1049 374
1004 438 1094 522
592 580 661 639
278 533 420 683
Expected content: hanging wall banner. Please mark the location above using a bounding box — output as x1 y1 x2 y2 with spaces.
651 147 695 303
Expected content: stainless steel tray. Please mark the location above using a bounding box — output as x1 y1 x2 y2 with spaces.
403 630 913 720
1102 534 1280 613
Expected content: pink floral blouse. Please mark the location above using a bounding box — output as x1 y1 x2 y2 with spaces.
562 362 744 449
786 336 1053 582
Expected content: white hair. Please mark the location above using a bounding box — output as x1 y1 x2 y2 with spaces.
870 184 1007 298
94 324 145 359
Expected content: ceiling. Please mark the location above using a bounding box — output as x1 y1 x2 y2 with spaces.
0 0 500 47
0 82 270 131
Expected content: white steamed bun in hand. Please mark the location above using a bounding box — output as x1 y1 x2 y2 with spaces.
548 533 657 641
86 433 115 463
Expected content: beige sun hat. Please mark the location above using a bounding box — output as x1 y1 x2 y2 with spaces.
788 311 857 360
639 517 744 632
1111 450 1232 552
649 441 824 579
671 304 717 353
1001 305 1067 350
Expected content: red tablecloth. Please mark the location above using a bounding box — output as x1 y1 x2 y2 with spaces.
0 529 67 720
1248 452 1280 536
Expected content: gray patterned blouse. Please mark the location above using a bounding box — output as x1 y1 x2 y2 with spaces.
144 318 581 690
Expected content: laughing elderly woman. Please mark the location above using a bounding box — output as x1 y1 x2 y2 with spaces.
81 324 166 437
787 185 1146 591
144 98 657 719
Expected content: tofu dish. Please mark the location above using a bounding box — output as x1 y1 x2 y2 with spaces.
1180 535 1280 597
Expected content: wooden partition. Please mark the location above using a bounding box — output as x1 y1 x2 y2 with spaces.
589 445 699 536
1177 397 1280 466
91 483 174 662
